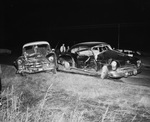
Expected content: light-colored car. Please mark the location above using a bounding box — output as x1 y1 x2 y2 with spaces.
58 42 142 79
14 41 57 75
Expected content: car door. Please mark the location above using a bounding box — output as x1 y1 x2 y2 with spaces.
95 47 107 70
76 49 96 70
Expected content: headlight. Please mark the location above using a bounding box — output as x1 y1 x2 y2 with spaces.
137 60 141 67
111 61 117 70
17 59 22 64
48 56 54 62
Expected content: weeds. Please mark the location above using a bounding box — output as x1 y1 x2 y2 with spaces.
0 72 150 122
1 85 150 122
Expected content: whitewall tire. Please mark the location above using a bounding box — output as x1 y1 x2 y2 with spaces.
64 61 70 70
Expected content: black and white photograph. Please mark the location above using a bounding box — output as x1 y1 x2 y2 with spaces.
0 0 150 121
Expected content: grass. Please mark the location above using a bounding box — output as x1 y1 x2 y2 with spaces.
1 65 150 122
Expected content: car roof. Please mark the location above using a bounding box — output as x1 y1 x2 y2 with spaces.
23 41 50 48
71 41 109 48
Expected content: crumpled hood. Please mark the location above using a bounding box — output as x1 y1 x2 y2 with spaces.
103 50 138 65
26 53 48 63
103 50 127 59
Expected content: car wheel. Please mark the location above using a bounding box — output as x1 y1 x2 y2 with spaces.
101 65 108 79
63 61 70 70
133 69 137 76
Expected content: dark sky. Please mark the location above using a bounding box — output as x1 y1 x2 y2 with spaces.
1 0 150 52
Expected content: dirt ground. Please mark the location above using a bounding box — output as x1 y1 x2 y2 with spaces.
1 64 150 121
1 52 150 121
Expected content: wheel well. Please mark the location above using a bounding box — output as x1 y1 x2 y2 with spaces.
58 55 75 67
108 60 120 70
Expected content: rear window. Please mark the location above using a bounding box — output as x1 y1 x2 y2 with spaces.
71 46 88 54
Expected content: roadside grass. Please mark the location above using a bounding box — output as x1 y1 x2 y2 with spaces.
1 67 150 122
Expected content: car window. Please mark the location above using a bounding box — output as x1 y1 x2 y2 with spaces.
78 49 93 56
71 46 87 54
23 44 50 55
24 46 32 51
92 47 100 54
71 47 79 54
98 45 110 52
38 44 50 50
37 45 49 55
23 46 34 54
92 47 99 51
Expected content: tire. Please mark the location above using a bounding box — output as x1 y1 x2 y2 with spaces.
101 65 108 79
133 69 137 76
63 61 70 70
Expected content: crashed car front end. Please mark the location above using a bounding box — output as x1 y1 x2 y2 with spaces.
17 54 56 74
107 59 142 78
15 41 57 75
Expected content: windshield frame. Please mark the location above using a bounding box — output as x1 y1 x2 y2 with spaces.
22 43 51 56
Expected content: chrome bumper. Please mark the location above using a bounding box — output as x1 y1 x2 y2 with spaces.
108 66 141 78
17 63 56 74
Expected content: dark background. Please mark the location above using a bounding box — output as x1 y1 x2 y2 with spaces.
1 0 150 55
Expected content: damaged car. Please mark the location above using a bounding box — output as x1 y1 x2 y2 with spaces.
57 42 142 79
14 41 57 75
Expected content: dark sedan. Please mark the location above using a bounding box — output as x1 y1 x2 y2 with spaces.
57 42 142 79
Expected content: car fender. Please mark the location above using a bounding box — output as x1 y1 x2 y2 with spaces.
14 56 25 66
46 52 57 62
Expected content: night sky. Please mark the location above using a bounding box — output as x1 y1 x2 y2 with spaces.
1 0 150 54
